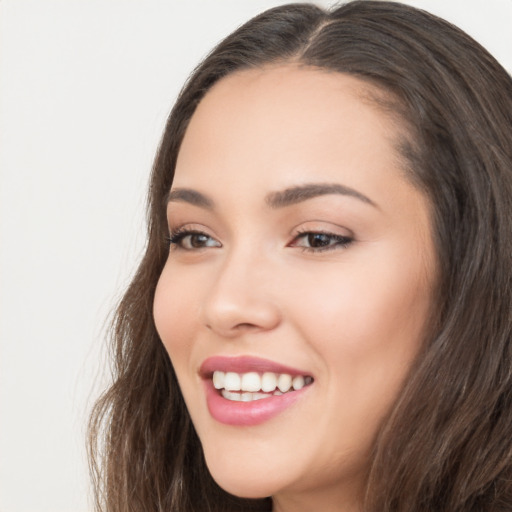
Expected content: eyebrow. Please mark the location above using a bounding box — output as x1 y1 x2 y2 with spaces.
166 188 215 209
166 182 377 210
265 183 377 209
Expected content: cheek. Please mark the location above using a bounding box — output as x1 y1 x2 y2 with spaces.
286 252 432 397
153 267 200 365
153 266 210 428
288 265 430 462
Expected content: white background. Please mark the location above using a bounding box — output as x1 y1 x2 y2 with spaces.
1 1 511 511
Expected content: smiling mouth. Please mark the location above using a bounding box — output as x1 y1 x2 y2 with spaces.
200 356 314 425
212 371 314 402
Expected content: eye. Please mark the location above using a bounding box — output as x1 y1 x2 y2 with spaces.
168 229 221 251
290 231 353 252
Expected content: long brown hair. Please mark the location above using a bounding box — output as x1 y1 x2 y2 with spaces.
88 2 512 511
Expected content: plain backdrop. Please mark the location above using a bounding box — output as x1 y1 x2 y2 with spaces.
1 1 511 511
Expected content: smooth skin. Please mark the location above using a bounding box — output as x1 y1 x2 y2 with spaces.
153 66 437 512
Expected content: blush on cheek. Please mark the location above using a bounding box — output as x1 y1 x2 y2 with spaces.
154 270 188 331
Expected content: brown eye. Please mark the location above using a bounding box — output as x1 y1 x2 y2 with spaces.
307 233 333 248
168 230 221 250
291 231 353 252
188 233 211 248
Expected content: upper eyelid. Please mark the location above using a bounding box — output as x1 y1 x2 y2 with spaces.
291 230 353 243
168 222 214 235
167 221 354 242
167 224 353 238
289 231 354 253
168 228 222 251
294 226 350 235
168 228 352 251
168 226 218 240
292 222 354 238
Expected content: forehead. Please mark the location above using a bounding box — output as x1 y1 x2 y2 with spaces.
174 65 407 197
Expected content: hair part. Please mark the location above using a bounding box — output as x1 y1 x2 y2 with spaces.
89 2 512 511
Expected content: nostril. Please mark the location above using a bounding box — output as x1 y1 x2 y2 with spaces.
234 322 259 330
205 321 265 333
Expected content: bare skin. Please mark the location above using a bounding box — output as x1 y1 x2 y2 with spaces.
154 65 437 512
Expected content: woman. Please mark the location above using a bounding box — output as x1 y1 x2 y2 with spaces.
88 2 512 511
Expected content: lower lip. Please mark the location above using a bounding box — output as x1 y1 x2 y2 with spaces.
204 380 310 426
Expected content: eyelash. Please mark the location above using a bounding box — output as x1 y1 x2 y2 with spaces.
291 229 353 253
166 228 353 253
167 228 221 251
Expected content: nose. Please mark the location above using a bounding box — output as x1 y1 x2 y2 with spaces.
202 249 281 338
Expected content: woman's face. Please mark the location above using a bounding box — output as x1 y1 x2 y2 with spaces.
154 66 437 510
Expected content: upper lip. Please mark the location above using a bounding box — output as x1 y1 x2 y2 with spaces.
199 355 311 378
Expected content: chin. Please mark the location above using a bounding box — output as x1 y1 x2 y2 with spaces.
208 472 275 499
203 450 286 499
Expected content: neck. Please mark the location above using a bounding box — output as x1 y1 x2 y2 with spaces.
271 478 364 512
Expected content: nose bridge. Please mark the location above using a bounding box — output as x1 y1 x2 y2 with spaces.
202 241 280 336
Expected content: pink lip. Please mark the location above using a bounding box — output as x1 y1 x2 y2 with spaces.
200 356 313 426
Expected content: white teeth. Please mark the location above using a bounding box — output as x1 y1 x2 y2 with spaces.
261 372 277 392
221 390 271 402
212 370 312 396
241 372 261 392
292 375 305 390
224 372 241 391
213 371 225 390
277 373 292 392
